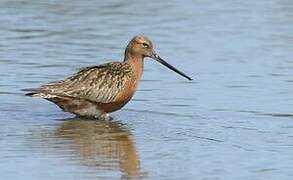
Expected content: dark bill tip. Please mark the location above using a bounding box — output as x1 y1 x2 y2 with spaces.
151 53 193 81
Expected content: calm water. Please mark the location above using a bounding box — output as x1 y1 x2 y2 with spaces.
1 0 293 179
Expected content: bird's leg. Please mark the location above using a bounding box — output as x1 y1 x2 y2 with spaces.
98 113 111 120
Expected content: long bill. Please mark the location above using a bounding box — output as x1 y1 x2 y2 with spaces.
151 53 193 80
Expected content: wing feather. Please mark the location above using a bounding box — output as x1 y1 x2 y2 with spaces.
38 62 133 103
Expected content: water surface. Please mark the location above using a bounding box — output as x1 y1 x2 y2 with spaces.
1 0 293 179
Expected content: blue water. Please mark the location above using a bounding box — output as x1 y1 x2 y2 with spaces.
0 0 293 179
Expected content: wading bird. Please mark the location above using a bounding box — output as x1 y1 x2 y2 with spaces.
24 35 192 119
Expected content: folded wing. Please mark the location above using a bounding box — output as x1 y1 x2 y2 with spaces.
25 62 134 104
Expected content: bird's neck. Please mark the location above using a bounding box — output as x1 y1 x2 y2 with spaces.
124 52 144 81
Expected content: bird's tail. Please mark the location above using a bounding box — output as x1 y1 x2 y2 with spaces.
21 88 45 97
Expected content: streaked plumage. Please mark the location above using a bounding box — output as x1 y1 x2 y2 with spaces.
24 35 192 119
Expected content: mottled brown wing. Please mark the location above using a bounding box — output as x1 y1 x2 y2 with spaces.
39 62 134 103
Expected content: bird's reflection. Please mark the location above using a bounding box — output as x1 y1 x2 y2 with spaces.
53 117 141 178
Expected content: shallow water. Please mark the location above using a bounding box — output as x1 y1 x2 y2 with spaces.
1 0 293 179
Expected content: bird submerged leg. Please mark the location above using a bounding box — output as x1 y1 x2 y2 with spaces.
97 113 112 121
75 113 112 120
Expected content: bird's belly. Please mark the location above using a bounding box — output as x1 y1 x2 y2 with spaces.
47 95 103 117
97 97 132 113
74 104 103 117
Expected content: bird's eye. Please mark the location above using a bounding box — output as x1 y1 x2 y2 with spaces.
142 43 149 48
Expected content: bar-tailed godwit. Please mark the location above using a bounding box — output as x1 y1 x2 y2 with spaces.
24 35 192 119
